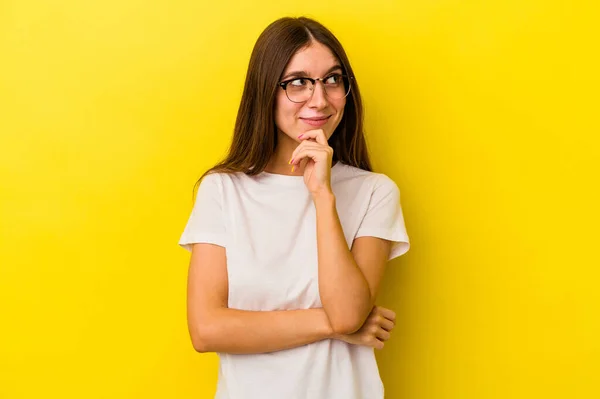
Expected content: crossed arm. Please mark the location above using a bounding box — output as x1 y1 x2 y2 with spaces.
186 192 391 354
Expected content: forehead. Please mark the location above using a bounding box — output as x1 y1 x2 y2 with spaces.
283 41 340 74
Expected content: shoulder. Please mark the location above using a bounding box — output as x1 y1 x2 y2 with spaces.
195 172 228 201
200 170 250 186
197 170 255 197
334 162 399 195
197 171 224 190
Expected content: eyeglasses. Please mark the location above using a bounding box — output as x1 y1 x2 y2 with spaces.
278 73 353 103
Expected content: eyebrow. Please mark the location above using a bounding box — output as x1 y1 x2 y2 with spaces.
281 64 344 81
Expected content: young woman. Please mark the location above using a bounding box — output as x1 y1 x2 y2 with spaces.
179 16 410 399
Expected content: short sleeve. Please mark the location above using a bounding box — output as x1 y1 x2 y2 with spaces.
354 174 410 261
178 173 226 252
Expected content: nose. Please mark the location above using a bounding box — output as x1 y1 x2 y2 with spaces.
306 80 329 109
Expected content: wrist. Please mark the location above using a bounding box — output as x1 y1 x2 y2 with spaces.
311 188 335 206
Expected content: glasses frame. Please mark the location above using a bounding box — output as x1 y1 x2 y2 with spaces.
278 73 354 103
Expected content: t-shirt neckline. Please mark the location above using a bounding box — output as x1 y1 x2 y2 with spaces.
257 161 342 187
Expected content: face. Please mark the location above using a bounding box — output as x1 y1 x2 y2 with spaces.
275 41 346 142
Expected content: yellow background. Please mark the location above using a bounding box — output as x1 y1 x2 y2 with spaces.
1 1 598 398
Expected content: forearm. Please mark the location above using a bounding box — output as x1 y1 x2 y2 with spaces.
193 307 334 354
313 191 373 334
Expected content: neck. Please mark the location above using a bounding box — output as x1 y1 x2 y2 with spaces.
265 131 305 176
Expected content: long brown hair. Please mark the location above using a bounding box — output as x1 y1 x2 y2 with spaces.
194 16 372 194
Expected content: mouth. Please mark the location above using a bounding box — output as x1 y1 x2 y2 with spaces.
299 115 331 127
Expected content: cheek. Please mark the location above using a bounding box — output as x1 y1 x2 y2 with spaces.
338 98 347 113
334 99 346 121
275 94 295 122
277 104 304 129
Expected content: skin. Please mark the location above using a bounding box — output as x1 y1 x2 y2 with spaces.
269 41 397 344
266 40 345 177
186 40 397 354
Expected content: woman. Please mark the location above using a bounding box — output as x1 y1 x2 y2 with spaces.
179 16 410 399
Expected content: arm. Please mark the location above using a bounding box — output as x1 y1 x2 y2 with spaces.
187 242 334 354
289 129 401 336
314 191 391 334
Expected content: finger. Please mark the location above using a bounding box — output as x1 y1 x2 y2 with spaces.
298 133 318 143
375 327 391 341
297 157 312 172
291 157 311 173
290 142 322 164
298 129 328 146
373 338 385 350
290 142 323 164
290 148 330 166
379 317 395 332
377 306 396 321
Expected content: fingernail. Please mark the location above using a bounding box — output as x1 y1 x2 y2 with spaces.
290 158 294 164
298 134 303 138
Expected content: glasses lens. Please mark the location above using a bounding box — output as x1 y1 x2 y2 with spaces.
324 75 351 100
286 79 309 102
284 75 352 103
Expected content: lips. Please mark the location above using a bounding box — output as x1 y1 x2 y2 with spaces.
300 116 330 121
300 116 331 127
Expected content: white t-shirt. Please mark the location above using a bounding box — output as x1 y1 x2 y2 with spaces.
179 161 410 399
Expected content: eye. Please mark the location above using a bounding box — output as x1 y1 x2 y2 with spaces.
289 78 308 87
324 74 342 85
